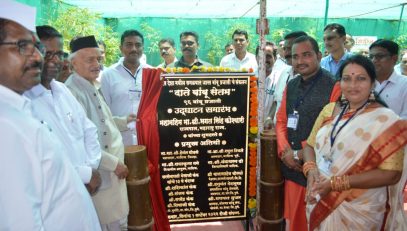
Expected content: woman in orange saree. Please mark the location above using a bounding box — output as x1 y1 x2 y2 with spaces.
302 55 407 231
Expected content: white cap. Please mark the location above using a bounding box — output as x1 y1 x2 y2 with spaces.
0 0 36 32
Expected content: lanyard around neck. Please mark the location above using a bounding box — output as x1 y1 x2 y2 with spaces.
330 101 368 148
123 66 141 84
292 71 322 111
376 81 390 97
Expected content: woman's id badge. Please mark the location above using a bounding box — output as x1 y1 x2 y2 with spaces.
318 156 332 176
287 110 299 130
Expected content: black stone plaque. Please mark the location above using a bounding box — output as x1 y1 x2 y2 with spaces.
158 73 250 223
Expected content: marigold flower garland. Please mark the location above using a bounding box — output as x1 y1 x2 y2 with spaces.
248 75 258 213
162 65 252 73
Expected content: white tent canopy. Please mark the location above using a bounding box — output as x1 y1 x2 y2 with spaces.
63 0 407 20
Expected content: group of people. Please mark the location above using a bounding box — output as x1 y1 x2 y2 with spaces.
1 0 407 230
262 23 407 230
0 1 136 230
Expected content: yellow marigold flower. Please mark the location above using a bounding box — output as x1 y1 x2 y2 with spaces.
191 65 198 71
177 67 184 73
201 66 207 72
241 67 248 72
249 126 258 134
171 67 177 73
207 67 214 72
219 66 225 72
225 67 231 72
248 198 257 209
214 66 220 72
165 67 171 73
248 142 257 148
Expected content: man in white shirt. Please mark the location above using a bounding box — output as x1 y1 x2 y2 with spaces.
0 1 100 230
370 39 407 119
272 40 288 74
101 29 151 146
256 41 276 122
370 39 407 228
157 38 177 68
220 29 258 71
25 25 102 194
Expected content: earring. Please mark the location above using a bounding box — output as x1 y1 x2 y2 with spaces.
340 94 348 105
368 89 375 102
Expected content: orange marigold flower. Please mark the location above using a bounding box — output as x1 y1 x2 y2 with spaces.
249 87 257 91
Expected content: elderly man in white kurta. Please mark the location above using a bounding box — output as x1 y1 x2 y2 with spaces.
25 25 102 194
65 35 132 230
0 1 100 230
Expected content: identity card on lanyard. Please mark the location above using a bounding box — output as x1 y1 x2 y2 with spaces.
287 110 299 130
287 73 321 131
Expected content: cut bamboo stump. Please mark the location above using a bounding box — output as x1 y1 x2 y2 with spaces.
125 145 154 231
257 128 284 231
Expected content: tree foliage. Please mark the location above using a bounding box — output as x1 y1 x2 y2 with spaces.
48 6 119 66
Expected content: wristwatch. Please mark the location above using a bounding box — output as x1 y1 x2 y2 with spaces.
293 150 299 160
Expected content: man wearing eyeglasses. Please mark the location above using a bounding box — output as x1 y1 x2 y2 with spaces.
369 39 407 119
0 1 100 230
170 31 212 69
25 25 103 197
321 23 353 78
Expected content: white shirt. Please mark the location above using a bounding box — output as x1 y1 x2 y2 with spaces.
272 56 288 74
24 80 101 183
274 66 295 113
101 59 151 146
220 51 258 71
157 57 178 68
264 69 282 120
0 84 101 230
375 71 407 119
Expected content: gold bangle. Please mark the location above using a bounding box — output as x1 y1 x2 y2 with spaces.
330 176 336 191
302 161 317 176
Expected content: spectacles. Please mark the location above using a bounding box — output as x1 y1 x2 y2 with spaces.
368 53 391 61
0 39 45 56
45 50 65 60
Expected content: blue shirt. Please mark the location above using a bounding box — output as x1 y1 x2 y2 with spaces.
321 52 353 78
